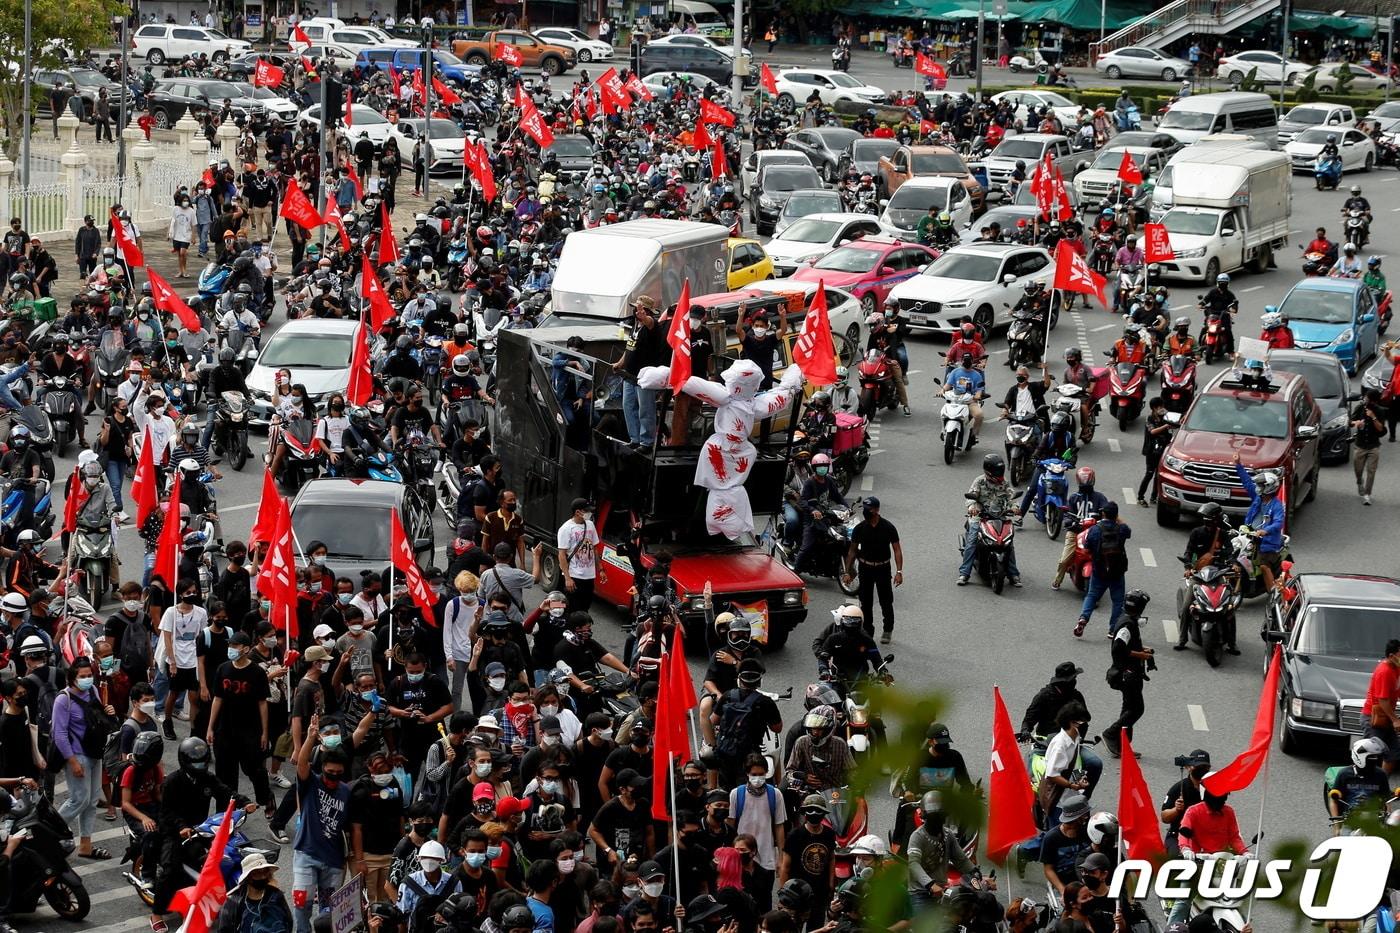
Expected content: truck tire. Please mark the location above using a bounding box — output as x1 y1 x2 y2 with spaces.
465 52 488 65
147 49 166 64
538 548 564 592
1250 245 1271 274
541 56 563 75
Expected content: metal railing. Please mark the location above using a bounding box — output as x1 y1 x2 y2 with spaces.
7 182 70 238
1090 0 1279 63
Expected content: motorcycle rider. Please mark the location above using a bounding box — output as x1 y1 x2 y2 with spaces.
38 335 87 445
1327 736 1390 827
918 210 958 250
944 353 988 442
1232 453 1286 595
812 605 882 685
792 453 849 573
1017 409 1076 524
870 301 911 416
1259 311 1295 350
1166 776 1248 926
1199 273 1239 353
1364 256 1388 301
1343 184 1373 222
1053 467 1108 591
1113 235 1145 310
906 790 979 912
1304 228 1339 276
1164 317 1197 358
1010 282 1052 359
946 322 988 372
1061 348 1097 441
785 704 855 791
1107 327 1148 366
1331 241 1364 279
201 347 248 453
957 454 1021 587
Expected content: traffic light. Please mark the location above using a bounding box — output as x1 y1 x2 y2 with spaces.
324 76 345 123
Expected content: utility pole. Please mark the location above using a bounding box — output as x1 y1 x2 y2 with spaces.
422 27 435 201
21 0 32 189
318 64 330 249
974 0 985 100
731 0 744 114
1278 0 1291 114
118 12 130 201
1388 15 1396 104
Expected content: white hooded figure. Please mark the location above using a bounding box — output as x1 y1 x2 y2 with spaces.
637 358 806 538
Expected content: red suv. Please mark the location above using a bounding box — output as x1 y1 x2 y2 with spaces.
1155 369 1322 527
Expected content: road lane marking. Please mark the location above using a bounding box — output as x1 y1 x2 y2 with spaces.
1162 619 1176 640
1107 438 1121 452
220 501 261 513
1140 547 1157 567
1092 323 1115 332
861 475 874 491
1188 704 1209 731
1241 285 1264 293
1122 487 1135 502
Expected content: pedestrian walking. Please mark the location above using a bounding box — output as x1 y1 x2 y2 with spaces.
94 88 114 142
841 496 903 644
1355 387 1386 504
49 83 69 138
556 497 598 613
411 138 427 197
1073 501 1130 637
168 195 196 278
1137 396 1173 507
1103 590 1153 759
765 25 777 52
75 214 101 278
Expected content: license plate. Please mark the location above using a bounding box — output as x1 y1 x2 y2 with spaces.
1205 486 1232 500
908 313 928 324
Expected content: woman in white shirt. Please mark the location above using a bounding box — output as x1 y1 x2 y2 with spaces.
168 196 197 279
314 393 350 469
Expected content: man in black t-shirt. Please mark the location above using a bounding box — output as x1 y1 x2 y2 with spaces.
1159 749 1210 853
781 794 838 929
349 749 407 902
385 653 453 778
553 612 628 719
1039 794 1092 895
390 386 444 448
614 296 669 447
738 309 786 390
573 713 615 830
193 610 231 738
589 768 654 865
207 631 273 810
841 497 903 642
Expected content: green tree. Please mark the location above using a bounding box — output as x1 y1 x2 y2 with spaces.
0 0 127 159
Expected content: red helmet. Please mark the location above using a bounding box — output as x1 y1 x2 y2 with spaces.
1017 219 1028 228
1076 467 1096 486
960 322 975 337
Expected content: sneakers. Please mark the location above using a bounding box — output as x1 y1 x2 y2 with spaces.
957 575 969 586
269 773 292 789
1050 576 1063 590
880 630 892 644
173 708 190 722
115 511 128 524
1173 642 1189 651
269 826 290 845
1073 617 1088 637
1225 645 1241 656
162 719 176 740
1137 497 1148 508
1010 577 1022 588
902 406 911 417
1365 495 1373 506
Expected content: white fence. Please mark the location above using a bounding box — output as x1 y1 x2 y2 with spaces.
5 182 68 237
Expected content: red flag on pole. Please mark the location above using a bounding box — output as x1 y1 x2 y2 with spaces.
130 425 158 528
110 209 144 268
147 269 202 332
698 97 736 127
625 74 654 101
152 472 184 589
514 85 555 147
362 255 395 330
651 624 698 820
710 141 730 180
1143 222 1175 263
919 118 936 137
1204 646 1282 796
666 281 693 395
598 68 632 111
433 76 463 105
1118 731 1166 862
289 24 311 51
61 466 89 536
791 282 839 386
388 66 401 100
345 318 374 405
691 119 713 152
760 62 778 96
248 468 281 546
494 43 523 66
260 499 299 640
1052 239 1108 308
463 141 497 202
168 801 237 933
253 59 285 88
391 509 439 624
255 494 290 595
277 178 321 232
986 686 1040 863
344 87 353 127
915 51 939 76
377 202 401 265
322 200 351 252
344 163 363 202
1116 149 1144 186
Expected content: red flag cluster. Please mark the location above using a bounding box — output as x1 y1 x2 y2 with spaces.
651 625 698 820
463 139 497 201
255 490 299 639
598 68 632 113
129 426 159 528
791 282 838 386
1029 153 1074 223
391 510 438 625
362 254 395 330
278 178 321 232
514 85 555 147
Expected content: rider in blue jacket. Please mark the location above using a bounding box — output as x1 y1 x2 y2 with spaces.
1234 453 1285 593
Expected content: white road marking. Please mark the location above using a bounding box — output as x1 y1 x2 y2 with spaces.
991 347 1009 355
1188 704 1209 731
1122 487 1135 502
1107 438 1121 452
1162 619 1176 640
1140 547 1157 567
861 475 874 491
1092 323 1115 332
82 918 149 933
908 369 923 375
220 501 261 513
1241 285 1264 293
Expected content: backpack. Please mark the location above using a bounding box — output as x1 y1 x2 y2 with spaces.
733 783 777 823
715 688 764 760
118 616 153 676
1095 521 1128 575
102 717 141 785
402 873 457 933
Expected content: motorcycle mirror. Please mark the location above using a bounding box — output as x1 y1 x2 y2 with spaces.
884 653 894 662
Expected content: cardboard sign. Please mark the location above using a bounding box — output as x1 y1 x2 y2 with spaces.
1236 336 1271 362
329 875 364 933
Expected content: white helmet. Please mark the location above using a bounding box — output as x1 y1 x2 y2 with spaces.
1086 811 1120 845
0 593 27 614
1255 471 1281 496
850 834 887 857
16 529 40 546
865 311 884 327
179 458 200 473
19 635 46 655
1352 736 1388 770
1260 311 1283 330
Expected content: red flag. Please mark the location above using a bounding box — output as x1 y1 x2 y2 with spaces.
277 178 321 232
259 497 299 639
625 74 654 101
1117 149 1143 186
692 119 713 151
147 269 202 332
388 66 401 100
344 87 353 127
1204 647 1282 796
130 425 158 528
345 163 364 201
667 618 698 711
168 801 237 933
1143 222 1175 263
345 318 374 405
410 67 426 106
760 62 778 96
1118 731 1166 862
791 282 838 386
514 85 555 147
598 68 632 111
248 468 281 546
254 493 289 597
710 141 730 180
666 281 693 395
61 467 89 536
110 209 144 268
585 86 599 120
494 43 523 66
915 51 938 76
201 166 215 189
651 624 698 820
362 255 395 330
322 200 351 252
986 686 1040 864
927 59 948 82
377 202 400 265
919 118 936 137
698 97 735 127
253 59 285 88
433 76 463 105
152 472 183 589
289 23 311 51
1052 239 1108 308
464 141 497 202
300 55 316 76
391 509 438 624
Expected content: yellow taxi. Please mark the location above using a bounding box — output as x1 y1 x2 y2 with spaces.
726 237 774 289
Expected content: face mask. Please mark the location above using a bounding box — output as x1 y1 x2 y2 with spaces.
129 374 141 385
321 734 342 749
140 701 157 717
563 630 582 645
623 885 642 901
320 638 336 650
406 672 424 683
548 607 565 619
372 773 394 787
752 327 768 338
558 857 576 874
541 734 560 748
748 775 766 789
360 689 379 703
418 857 442 872
486 845 503 860
308 582 322 594
262 637 278 649
317 662 331 674
475 762 492 778
348 624 363 634
488 676 506 691
598 728 614 742
100 656 117 672
166 340 178 348
76 676 94 691
464 852 488 868
260 600 272 613
542 779 560 794
311 555 326 565
84 477 99 489
814 465 830 477
337 593 352 606
540 704 558 717
229 554 245 566
643 882 665 898
227 648 243 661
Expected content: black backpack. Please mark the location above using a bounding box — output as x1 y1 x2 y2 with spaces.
118 617 153 677
715 688 764 760
1096 521 1128 575
102 718 141 786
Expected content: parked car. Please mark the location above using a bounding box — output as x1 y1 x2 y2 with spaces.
1284 126 1375 174
297 102 413 154
232 83 299 121
988 89 1079 126
290 478 435 575
399 118 467 174
791 237 938 316
295 18 414 50
1271 277 1380 376
533 26 614 62
1268 348 1356 464
878 176 973 239
32 67 128 118
146 78 263 129
1277 102 1356 144
886 243 1054 334
773 68 885 107
1274 574 1400 753
725 238 773 289
836 138 900 183
1216 50 1311 85
132 23 251 64
876 144 983 207
645 33 752 58
356 47 481 84
784 127 862 183
1094 46 1193 81
775 188 845 236
765 213 882 278
752 164 824 235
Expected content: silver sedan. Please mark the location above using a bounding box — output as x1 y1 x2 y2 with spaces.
1095 46 1193 81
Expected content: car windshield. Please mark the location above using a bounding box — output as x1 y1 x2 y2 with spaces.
827 73 863 88
784 192 839 215
348 106 387 125
413 119 461 139
993 139 1045 159
240 86 284 100
71 70 107 86
778 218 842 243
764 168 820 192
1158 109 1215 131
201 82 244 98
1036 92 1073 107
1297 128 1340 145
1162 210 1218 236
1278 359 1343 399
1182 394 1289 438
1092 148 1144 170
814 246 880 273
851 139 897 162
432 50 466 66
1287 108 1329 125
1296 605 1400 658
546 136 593 157
294 504 390 561
889 184 948 211
913 152 967 173
1282 288 1354 324
259 331 354 369
1372 102 1400 120
925 252 1000 282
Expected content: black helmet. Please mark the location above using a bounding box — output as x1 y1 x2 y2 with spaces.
1197 501 1225 524
502 905 534 930
1123 589 1151 617
133 732 164 768
218 347 235 366
982 454 1005 479
777 879 814 912
395 335 412 352
177 736 211 772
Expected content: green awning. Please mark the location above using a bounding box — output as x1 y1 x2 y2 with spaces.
1013 0 1152 30
1288 11 1376 36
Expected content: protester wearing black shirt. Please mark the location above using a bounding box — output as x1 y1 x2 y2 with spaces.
841 497 903 642
738 311 785 390
207 632 273 808
349 749 407 903
385 654 453 777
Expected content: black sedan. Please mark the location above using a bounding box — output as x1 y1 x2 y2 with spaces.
145 78 262 128
784 127 862 183
32 67 128 118
1105 130 1183 157
224 51 292 81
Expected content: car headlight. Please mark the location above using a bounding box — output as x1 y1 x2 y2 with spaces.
1163 453 1186 473
1177 247 1207 259
760 196 776 209
783 590 802 606
1325 412 1349 431
1330 328 1355 348
1291 697 1338 723
945 299 971 309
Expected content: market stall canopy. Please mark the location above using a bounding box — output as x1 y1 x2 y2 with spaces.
836 0 1148 26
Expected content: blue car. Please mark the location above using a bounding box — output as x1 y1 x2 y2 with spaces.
354 47 480 84
1271 277 1380 375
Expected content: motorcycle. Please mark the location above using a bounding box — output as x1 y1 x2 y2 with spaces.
1032 456 1074 541
770 499 861 596
1053 382 1098 444
212 391 251 471
125 807 275 908
1115 266 1144 313
960 501 1016 594
399 430 440 514
72 520 114 610
1176 557 1237 668
219 327 257 376
1001 410 1042 488
91 330 131 414
937 381 979 465
1345 208 1371 249
718 209 742 238
3 787 89 920
1315 154 1343 191
1114 105 1142 131
180 514 223 603
1200 309 1230 363
40 375 82 456
1064 518 1095 592
1180 851 1253 931
0 476 53 545
1006 307 1047 369
421 334 445 406
1105 360 1148 429
856 349 899 419
276 417 319 494
1159 353 1197 414
831 45 851 72
197 261 232 303
577 669 641 728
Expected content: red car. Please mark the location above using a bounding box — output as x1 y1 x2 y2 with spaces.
791 236 938 316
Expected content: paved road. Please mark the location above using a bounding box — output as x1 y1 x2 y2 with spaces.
39 118 1400 933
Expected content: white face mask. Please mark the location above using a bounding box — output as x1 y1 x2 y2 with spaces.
372 773 394 787
474 762 492 778
558 857 576 874
139 701 157 718
123 600 142 614
348 624 364 634
643 881 665 898
748 775 766 789
419 857 442 873
539 704 558 717
541 734 559 747
320 638 336 650
488 676 506 691
751 326 768 338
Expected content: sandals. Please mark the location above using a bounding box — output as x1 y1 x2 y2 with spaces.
150 918 169 933
80 846 112 860
104 809 118 821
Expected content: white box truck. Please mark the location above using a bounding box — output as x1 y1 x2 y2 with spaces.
550 219 729 322
1154 150 1291 282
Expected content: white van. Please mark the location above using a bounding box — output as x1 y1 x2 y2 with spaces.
1156 92 1279 149
669 0 731 36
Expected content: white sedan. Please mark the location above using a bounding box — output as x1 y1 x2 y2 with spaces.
989 89 1081 126
764 213 883 278
774 68 885 107
1284 127 1376 173
1307 62 1390 93
1216 50 1311 85
885 242 1055 334
533 27 614 62
399 118 467 173
646 33 751 58
298 103 413 152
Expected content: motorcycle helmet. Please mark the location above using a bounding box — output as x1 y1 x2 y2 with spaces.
15 530 39 548
1049 411 1071 433
1074 467 1095 489
179 457 200 476
1101 207 1115 219
812 452 832 472
1174 315 1190 332
1351 185 1362 195
1064 347 1082 363
805 682 842 710
1014 159 1026 171
178 736 211 773
81 461 103 481
802 705 835 733
982 453 1005 480
936 211 951 226
501 905 535 932
1327 134 1338 144
809 390 831 410
1197 501 1225 524
453 322 471 341
1352 736 1388 770
52 335 70 352
1255 471 1281 496
1086 811 1119 846
1123 327 1140 344
849 834 887 857
451 356 472 377
395 335 412 352
960 321 977 339
1260 311 1283 330
1216 273 1231 285
836 604 863 629
1345 242 1358 254
835 365 849 382
778 879 814 913
133 731 164 768
9 425 29 449
865 311 884 328
920 789 945 822
726 615 753 648
1370 256 1383 268
1123 589 1151 617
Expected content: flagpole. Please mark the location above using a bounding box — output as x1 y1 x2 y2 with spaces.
1244 647 1279 925
667 749 683 901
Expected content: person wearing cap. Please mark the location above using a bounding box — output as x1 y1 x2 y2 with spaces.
589 767 654 866
777 793 836 925
350 749 407 904
728 755 786 909
1019 662 1104 798
684 894 734 933
621 859 677 927
840 496 903 644
523 590 570 689
214 852 292 933
614 295 668 446
1159 750 1211 854
711 660 782 786
292 712 353 933
556 498 599 613
1039 792 1093 895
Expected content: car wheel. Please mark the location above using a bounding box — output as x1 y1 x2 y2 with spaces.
147 49 165 64
973 303 994 335
1161 67 1177 82
153 109 171 129
823 163 837 183
542 57 562 76
1365 152 1375 172
859 293 877 316
1156 500 1177 527
778 92 794 107
579 48 593 62
1279 716 1302 754
1228 69 1244 83
465 53 487 65
1204 257 1220 282
1105 65 1122 79
212 50 228 63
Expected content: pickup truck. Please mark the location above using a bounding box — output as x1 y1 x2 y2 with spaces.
451 30 575 74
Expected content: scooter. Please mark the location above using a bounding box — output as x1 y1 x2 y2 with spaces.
421 334 445 406
72 520 114 610
211 390 251 471
1345 208 1371 249
959 499 1016 594
1315 154 1343 191
831 45 851 72
1032 456 1074 541
276 417 319 493
1006 307 1046 369
1181 851 1253 931
1053 382 1098 443
1064 518 1095 592
1200 309 1230 362
937 382 979 465
197 262 232 304
0 477 53 545
856 349 899 418
3 787 89 921
91 330 130 414
1159 354 1197 414
40 375 83 456
1105 360 1148 429
1114 105 1141 131
1176 557 1237 668
1002 409 1042 487
770 498 862 596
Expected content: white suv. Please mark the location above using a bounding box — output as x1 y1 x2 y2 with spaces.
774 68 885 107
132 24 252 64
